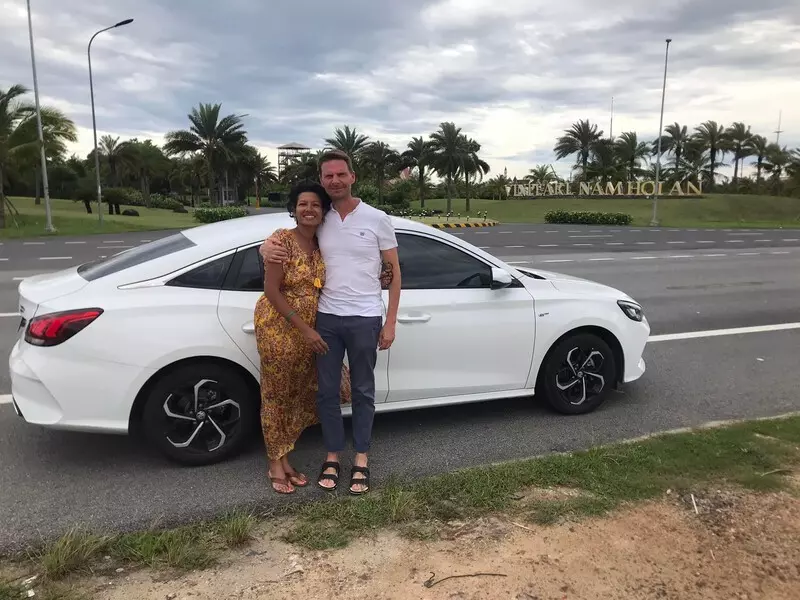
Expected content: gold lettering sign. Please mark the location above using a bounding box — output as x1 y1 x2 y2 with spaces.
506 180 703 197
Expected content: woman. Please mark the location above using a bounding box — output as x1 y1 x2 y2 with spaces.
255 181 351 494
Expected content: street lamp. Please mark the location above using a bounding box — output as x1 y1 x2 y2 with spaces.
650 38 672 227
25 0 55 233
88 18 134 225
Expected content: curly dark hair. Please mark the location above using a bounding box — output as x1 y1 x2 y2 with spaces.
286 180 333 219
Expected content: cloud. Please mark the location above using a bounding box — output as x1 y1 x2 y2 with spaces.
1 0 798 180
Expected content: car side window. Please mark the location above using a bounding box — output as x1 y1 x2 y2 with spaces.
397 233 492 289
167 254 234 290
231 246 264 291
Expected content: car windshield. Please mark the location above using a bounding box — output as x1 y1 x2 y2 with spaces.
77 233 196 281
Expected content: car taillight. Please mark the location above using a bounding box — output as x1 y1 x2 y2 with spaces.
25 308 104 347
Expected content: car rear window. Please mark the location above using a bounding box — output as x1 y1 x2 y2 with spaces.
77 233 196 281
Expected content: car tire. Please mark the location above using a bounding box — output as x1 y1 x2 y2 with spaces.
141 362 259 466
539 333 616 415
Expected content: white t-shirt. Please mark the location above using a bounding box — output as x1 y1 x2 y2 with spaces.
316 200 397 317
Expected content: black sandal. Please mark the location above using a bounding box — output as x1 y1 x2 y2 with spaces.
349 466 370 496
317 461 340 491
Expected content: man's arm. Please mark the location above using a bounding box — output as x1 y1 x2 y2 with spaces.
376 213 400 351
259 231 290 264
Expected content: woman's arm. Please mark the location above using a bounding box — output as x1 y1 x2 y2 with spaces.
263 248 329 354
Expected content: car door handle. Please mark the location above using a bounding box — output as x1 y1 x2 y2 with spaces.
397 314 431 323
242 322 255 334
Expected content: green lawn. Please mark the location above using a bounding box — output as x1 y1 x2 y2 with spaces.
416 194 800 228
1 196 196 239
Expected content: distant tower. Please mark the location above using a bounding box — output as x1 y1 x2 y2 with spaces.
277 142 311 179
774 110 783 144
504 166 507 178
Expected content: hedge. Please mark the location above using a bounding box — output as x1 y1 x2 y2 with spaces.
544 210 633 225
374 206 443 217
194 206 248 224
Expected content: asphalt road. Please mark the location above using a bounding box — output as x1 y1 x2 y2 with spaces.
1 225 799 551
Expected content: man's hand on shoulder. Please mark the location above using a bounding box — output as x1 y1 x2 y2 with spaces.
259 232 289 264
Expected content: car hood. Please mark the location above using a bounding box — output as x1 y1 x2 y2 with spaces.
515 266 634 301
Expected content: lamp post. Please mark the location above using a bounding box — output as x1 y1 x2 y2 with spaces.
88 18 133 225
650 38 672 227
25 0 55 233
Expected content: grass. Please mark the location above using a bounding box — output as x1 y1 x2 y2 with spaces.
1 196 196 239
417 193 800 227
3 415 799 586
283 414 800 549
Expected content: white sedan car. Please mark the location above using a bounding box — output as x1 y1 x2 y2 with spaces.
9 213 649 466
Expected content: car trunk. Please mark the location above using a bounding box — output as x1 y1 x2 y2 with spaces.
17 267 90 325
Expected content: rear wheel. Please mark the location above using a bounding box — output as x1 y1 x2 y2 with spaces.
539 333 616 415
141 362 259 466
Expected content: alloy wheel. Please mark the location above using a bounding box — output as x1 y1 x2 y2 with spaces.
555 347 606 406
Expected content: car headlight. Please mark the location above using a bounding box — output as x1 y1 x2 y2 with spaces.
617 300 644 322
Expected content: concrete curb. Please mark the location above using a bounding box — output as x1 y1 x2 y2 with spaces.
428 220 500 229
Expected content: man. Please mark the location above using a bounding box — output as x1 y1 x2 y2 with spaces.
259 150 401 495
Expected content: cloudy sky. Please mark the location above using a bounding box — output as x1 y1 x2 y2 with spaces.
2 0 799 179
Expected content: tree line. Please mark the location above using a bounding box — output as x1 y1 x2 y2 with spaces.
3 82 799 228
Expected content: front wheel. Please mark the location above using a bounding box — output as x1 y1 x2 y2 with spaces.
539 333 616 415
140 362 259 466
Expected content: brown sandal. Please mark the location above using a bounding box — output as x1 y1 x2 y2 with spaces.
269 474 296 495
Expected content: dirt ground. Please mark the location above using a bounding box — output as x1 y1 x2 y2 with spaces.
54 486 800 599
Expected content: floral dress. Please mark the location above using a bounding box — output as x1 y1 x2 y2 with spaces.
254 228 351 460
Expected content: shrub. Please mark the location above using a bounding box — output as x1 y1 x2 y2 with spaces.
544 210 632 226
355 182 380 205
374 206 443 218
384 179 415 208
194 206 248 224
148 193 183 211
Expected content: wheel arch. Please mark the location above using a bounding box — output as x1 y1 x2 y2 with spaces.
535 325 625 389
128 355 261 436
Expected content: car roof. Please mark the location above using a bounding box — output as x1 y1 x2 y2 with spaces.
181 211 449 255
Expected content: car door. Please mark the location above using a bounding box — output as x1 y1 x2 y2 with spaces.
385 232 536 403
216 243 390 403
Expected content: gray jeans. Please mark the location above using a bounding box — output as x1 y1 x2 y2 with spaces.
315 312 382 453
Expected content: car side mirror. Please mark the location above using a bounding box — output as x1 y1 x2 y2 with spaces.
490 267 513 290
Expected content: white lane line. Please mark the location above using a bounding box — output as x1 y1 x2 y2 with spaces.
755 239 772 242
65 241 86 245
39 256 72 261
650 322 800 343
636 242 655 245
475 231 489 234
499 231 513 234
567 230 581 233
573 243 593 246
668 255 693 259
738 252 760 256
102 240 125 243
570 234 612 238
504 245 524 248
667 241 686 244
731 233 763 236
538 244 558 247
451 232 465 236
23 242 45 245
541 259 574 263
0 395 12 405
629 229 641 232
0 312 20 318
478 246 491 249
726 240 744 243
631 256 656 260
606 242 624 246
97 245 132 249
703 253 727 257
783 238 799 242
0 258 7 262
771 251 790 255
545 230 558 233
588 257 614 261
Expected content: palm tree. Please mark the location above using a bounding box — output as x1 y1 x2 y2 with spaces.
98 135 136 187
692 121 726 190
362 141 400 204
249 151 276 207
723 122 753 184
281 151 320 184
484 174 510 200
584 139 622 185
163 103 248 205
525 165 558 186
429 122 467 213
614 132 650 181
653 122 690 167
1 84 77 227
553 119 603 182
125 139 170 208
762 144 792 187
460 136 490 213
401 136 434 207
745 134 769 187
324 125 370 165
